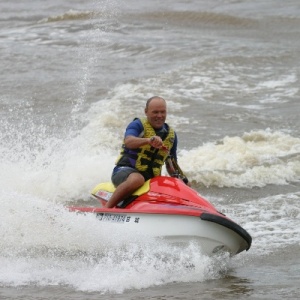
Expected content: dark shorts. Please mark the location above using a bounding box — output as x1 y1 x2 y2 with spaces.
111 166 139 187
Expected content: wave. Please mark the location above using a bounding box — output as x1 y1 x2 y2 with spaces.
179 130 300 188
126 10 258 28
38 9 98 23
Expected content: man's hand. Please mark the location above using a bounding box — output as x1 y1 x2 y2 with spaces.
149 136 163 149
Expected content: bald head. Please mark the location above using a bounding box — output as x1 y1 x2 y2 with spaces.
145 96 167 129
145 96 166 111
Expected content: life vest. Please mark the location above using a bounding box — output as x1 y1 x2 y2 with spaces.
116 118 175 179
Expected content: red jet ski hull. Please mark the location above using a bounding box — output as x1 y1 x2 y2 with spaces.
69 176 252 256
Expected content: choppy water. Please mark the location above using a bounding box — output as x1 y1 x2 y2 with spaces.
1 0 300 299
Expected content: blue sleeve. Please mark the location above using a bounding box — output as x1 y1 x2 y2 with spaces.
124 118 144 138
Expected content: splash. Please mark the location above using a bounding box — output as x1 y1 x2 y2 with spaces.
69 0 120 117
0 0 121 202
0 98 115 203
0 190 227 292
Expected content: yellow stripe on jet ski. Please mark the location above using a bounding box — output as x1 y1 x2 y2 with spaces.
91 179 151 196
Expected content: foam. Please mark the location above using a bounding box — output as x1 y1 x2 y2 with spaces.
179 130 300 188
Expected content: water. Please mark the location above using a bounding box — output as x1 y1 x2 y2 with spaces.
1 0 300 299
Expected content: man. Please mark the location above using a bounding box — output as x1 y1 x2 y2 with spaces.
105 96 189 208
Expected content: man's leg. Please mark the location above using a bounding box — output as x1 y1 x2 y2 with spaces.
105 172 145 208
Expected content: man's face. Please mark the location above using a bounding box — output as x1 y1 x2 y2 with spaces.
145 98 167 129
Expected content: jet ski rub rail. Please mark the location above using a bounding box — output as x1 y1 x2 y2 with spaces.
200 213 252 251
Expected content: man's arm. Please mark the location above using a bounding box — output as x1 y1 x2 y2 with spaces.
125 135 163 149
166 134 190 186
124 135 151 149
165 155 190 186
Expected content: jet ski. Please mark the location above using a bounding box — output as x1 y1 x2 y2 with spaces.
69 176 252 256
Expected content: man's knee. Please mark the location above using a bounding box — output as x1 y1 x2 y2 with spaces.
128 172 145 186
112 167 139 186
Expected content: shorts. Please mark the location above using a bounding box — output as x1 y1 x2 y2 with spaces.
111 166 139 187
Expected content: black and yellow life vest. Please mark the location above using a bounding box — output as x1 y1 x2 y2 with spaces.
116 118 175 180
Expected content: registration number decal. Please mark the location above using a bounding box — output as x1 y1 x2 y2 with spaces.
96 213 140 224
